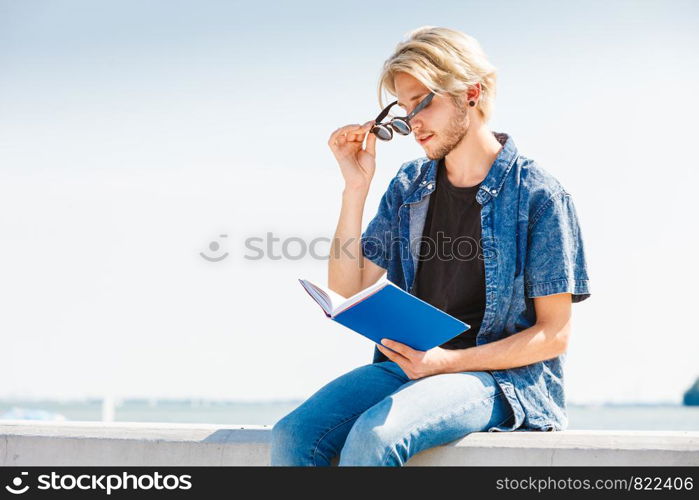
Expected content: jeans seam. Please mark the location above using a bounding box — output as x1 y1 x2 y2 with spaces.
311 411 366 466
490 412 514 431
380 391 500 466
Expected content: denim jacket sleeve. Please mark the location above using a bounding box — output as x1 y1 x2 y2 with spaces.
360 178 397 270
524 190 591 303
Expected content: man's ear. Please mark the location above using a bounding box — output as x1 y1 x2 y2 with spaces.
468 82 482 103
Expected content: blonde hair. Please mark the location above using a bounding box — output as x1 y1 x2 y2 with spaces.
378 26 498 123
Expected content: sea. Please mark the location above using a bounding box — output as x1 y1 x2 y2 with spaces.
1 399 699 430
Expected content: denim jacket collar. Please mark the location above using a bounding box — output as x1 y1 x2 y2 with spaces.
404 131 519 206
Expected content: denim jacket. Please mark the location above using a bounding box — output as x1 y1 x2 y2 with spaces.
360 131 591 432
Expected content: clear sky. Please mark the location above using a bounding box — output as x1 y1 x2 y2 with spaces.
1 0 698 404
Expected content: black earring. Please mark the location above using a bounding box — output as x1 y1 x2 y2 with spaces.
468 100 476 107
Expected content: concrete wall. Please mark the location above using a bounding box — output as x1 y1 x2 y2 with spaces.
1 420 698 466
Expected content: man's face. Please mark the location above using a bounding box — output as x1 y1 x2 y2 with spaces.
393 71 470 160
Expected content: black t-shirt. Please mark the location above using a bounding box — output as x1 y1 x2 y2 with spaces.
413 159 486 350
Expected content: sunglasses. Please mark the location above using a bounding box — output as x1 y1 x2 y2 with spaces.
371 92 435 141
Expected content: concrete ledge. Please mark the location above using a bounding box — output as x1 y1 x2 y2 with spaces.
1 420 698 466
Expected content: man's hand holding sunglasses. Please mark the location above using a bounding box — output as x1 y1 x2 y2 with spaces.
328 120 377 194
327 92 434 194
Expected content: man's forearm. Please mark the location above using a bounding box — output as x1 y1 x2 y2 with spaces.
444 320 571 373
328 187 369 297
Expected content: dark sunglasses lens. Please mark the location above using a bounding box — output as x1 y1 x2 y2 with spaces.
372 125 392 141
390 119 411 135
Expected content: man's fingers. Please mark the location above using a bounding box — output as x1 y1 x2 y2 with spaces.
328 125 355 147
345 122 373 140
377 343 410 364
364 127 377 156
380 339 417 360
329 121 375 147
330 124 361 140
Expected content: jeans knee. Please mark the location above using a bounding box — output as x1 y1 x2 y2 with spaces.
271 414 292 446
270 412 307 466
340 409 404 466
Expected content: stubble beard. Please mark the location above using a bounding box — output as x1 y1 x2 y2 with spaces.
425 103 470 161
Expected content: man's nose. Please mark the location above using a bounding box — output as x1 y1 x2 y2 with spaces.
410 118 423 134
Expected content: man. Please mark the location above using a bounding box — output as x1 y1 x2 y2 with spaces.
271 26 591 466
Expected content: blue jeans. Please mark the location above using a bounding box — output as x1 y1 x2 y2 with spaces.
270 361 515 466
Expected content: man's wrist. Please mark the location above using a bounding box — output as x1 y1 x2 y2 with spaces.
342 184 370 199
444 345 477 373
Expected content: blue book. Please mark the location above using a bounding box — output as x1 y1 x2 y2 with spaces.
298 277 469 351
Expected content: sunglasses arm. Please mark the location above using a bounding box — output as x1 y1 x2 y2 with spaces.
374 100 398 123
406 92 435 120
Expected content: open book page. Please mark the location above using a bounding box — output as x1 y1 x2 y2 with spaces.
332 277 390 316
298 279 348 315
